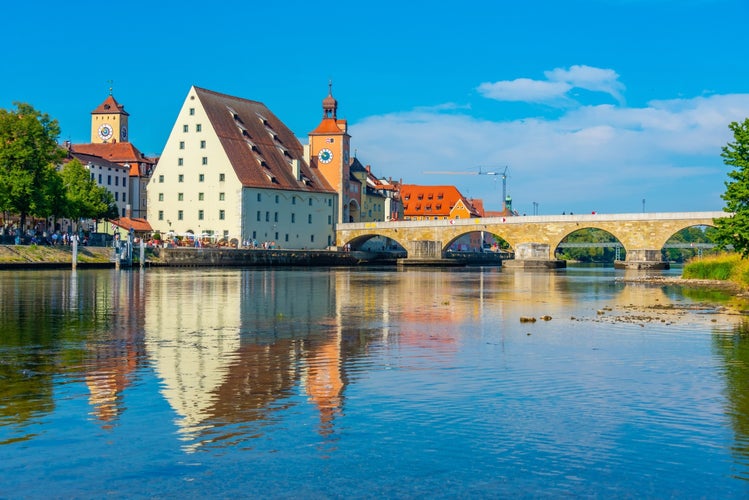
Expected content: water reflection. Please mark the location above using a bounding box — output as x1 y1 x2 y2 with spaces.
2 267 749 495
714 320 749 480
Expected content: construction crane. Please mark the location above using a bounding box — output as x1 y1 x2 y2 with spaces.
423 166 510 212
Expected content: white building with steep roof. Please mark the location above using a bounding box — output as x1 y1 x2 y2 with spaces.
147 86 338 248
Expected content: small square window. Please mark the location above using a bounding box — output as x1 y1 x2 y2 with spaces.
199 174 204 182
178 193 184 201
257 193 261 202
309 199 313 206
219 192 225 201
178 158 183 166
178 174 184 182
219 210 225 220
202 157 208 165
158 193 164 201
198 210 204 220
196 124 202 132
257 211 261 221
183 124 188 132
179 141 184 149
198 192 204 201
178 210 184 220
158 210 164 221
189 108 195 116
200 140 206 149
158 175 164 183
219 173 225 181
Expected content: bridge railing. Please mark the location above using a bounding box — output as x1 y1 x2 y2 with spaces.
337 211 729 230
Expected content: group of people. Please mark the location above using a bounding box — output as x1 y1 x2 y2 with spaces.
241 239 278 249
0 224 87 246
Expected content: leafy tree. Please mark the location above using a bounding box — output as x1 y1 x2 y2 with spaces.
715 118 749 257
60 159 118 225
0 103 65 232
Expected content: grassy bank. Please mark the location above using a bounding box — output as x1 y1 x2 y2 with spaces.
683 253 749 289
0 245 113 264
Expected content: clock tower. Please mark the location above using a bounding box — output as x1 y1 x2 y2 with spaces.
90 92 130 144
309 82 352 223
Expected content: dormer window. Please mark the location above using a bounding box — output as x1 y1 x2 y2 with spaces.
265 172 277 183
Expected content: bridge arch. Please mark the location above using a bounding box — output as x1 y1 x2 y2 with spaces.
335 212 727 267
340 231 408 253
443 229 515 254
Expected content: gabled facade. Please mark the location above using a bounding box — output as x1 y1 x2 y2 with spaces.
349 159 403 222
400 185 481 221
147 86 337 248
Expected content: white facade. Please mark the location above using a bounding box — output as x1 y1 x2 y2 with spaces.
148 87 337 248
83 159 130 217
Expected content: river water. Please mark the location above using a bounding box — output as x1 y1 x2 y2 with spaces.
0 265 748 498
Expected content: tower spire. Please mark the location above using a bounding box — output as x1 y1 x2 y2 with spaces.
322 80 337 119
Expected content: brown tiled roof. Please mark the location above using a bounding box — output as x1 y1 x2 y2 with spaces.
65 151 125 171
91 95 129 116
400 184 481 218
194 87 336 194
71 142 155 176
110 217 152 232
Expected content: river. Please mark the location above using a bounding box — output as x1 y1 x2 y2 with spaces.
0 265 748 498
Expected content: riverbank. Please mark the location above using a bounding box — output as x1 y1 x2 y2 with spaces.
0 245 114 268
615 274 747 294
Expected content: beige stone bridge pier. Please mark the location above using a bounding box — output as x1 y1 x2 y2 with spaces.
336 211 728 269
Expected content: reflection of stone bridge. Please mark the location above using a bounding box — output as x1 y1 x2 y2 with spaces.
336 211 728 269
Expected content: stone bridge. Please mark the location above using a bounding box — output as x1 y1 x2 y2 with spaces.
336 211 728 269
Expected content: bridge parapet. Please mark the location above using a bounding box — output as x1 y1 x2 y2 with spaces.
336 211 729 270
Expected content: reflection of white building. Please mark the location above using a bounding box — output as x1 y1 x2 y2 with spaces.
144 270 241 445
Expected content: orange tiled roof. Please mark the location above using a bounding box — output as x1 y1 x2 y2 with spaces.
400 184 481 218
109 217 152 232
71 142 155 176
310 117 347 135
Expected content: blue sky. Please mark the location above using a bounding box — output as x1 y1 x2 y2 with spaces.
3 0 748 215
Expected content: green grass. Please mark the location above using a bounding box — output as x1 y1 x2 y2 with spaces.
683 253 749 287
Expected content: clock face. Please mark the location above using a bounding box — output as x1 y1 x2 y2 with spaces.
319 148 333 164
98 123 113 141
120 126 128 141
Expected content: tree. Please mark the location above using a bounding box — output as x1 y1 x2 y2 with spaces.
60 159 118 226
0 103 65 232
714 118 749 257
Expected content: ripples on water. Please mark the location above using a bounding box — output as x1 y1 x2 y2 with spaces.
0 266 748 498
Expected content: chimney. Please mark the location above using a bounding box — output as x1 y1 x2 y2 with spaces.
126 204 132 218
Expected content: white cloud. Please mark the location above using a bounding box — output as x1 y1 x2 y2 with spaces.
478 65 626 106
350 90 749 215
477 78 572 104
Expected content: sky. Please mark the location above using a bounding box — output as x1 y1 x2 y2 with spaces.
2 0 748 215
